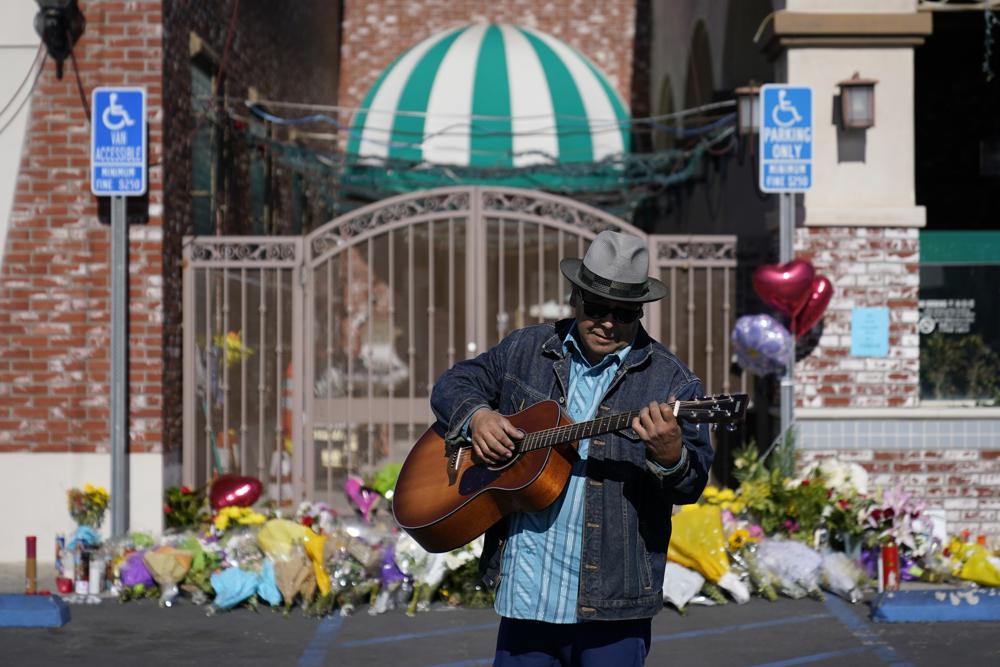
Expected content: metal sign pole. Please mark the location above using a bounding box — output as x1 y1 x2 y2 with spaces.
92 87 145 538
111 194 129 536
760 85 811 444
779 192 795 439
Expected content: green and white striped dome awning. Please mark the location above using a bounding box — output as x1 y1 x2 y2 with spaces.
346 23 631 169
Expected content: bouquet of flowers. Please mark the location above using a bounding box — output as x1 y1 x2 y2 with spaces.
797 458 872 554
164 485 206 529
863 483 929 554
295 500 337 535
214 506 267 533
68 484 110 528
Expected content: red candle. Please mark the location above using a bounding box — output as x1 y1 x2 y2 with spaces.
25 535 37 594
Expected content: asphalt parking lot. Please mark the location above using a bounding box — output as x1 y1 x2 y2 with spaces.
1 590 997 667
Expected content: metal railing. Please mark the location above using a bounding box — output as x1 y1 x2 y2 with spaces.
183 187 741 504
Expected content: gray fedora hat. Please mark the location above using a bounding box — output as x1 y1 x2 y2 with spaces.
559 230 667 303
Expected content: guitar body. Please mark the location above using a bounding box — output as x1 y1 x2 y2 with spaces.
393 400 577 553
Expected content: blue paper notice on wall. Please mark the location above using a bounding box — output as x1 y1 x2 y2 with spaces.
851 307 890 357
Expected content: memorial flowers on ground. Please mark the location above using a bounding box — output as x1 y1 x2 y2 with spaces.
67 484 110 528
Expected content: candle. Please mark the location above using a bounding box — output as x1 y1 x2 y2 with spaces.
88 556 104 595
25 536 37 594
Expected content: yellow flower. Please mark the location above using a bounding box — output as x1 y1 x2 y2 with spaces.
702 486 719 499
237 509 266 525
717 489 735 502
84 483 95 494
728 529 751 550
214 513 230 531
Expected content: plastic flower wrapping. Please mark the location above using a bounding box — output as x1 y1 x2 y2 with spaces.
654 432 1000 611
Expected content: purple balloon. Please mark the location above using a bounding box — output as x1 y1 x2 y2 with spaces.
120 551 155 588
732 314 793 376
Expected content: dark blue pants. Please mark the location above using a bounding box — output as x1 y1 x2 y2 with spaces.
493 617 652 667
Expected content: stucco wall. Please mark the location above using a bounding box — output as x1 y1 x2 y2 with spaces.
0 1 42 276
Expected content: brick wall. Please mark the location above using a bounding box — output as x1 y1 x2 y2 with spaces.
338 0 639 116
795 227 920 408
800 449 1000 539
0 0 164 454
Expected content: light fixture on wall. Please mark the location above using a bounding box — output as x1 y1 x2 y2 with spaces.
837 72 878 130
33 0 86 80
734 82 761 137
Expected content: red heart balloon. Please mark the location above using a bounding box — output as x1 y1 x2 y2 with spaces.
210 474 263 510
752 260 816 317
793 276 834 337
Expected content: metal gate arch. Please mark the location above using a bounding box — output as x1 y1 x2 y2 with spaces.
302 186 649 503
183 186 739 506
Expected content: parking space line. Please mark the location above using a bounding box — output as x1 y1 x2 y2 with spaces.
340 622 499 648
748 646 870 667
298 615 344 667
823 595 913 666
420 613 832 667
652 612 831 642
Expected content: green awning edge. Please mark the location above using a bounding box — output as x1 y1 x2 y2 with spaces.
920 231 1000 265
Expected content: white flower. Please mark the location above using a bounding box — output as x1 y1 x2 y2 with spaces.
798 458 868 496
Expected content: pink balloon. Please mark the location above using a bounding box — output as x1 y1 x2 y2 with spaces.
344 475 380 523
793 276 834 337
752 260 816 318
210 475 263 510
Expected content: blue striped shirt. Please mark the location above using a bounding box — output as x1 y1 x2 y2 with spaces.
494 324 631 623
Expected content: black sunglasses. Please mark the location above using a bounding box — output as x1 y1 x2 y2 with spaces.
580 296 643 323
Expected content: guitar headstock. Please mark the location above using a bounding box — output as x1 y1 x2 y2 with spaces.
674 394 748 424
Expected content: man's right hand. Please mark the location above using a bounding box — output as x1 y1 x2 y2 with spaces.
469 409 524 465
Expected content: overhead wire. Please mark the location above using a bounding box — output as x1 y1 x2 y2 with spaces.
223 94 735 125
0 51 47 138
0 43 45 121
69 42 91 124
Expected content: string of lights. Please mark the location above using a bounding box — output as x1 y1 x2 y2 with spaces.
208 94 737 125
245 102 736 143
199 104 738 220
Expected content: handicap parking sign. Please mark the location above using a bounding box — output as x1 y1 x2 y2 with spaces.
90 87 147 196
759 85 812 193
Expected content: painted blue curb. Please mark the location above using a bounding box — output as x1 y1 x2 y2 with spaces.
0 594 71 628
872 588 1000 623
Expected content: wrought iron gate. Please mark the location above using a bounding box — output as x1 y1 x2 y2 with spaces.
183 186 740 504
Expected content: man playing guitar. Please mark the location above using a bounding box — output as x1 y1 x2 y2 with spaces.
429 230 714 666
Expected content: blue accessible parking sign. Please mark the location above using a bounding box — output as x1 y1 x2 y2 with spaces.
759 85 812 193
90 87 147 196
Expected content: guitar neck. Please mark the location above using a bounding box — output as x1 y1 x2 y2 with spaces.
517 407 650 453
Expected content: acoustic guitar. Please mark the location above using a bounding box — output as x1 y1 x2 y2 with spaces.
392 394 747 553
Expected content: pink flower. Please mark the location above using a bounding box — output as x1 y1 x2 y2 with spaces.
749 524 764 538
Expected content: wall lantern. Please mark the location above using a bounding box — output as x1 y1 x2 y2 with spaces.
734 82 761 137
33 0 86 80
838 72 878 130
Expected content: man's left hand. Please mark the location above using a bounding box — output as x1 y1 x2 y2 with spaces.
632 399 683 467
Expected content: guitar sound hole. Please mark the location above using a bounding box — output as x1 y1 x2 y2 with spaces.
483 439 523 471
485 453 518 472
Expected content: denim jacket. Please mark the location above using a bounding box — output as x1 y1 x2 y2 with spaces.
430 319 713 621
